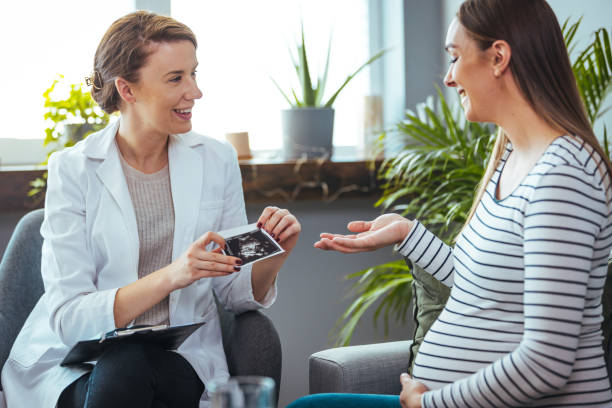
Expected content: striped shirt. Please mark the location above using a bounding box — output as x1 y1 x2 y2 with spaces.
397 135 612 407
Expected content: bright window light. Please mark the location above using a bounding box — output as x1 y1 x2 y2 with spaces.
171 0 371 150
1 1 133 141
1 0 370 153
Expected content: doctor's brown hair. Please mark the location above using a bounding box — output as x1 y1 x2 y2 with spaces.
458 0 612 233
90 11 197 114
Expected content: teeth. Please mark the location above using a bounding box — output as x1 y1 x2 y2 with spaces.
175 108 191 114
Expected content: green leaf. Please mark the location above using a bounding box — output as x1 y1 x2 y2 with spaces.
324 48 386 107
314 35 333 106
270 76 295 107
330 260 413 346
298 24 315 106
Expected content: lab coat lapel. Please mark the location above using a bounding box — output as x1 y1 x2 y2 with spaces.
95 140 140 273
168 135 203 318
86 121 139 275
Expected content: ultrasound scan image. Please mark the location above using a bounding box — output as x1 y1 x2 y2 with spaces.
225 229 281 264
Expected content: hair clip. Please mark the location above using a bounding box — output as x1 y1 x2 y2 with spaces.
85 71 103 90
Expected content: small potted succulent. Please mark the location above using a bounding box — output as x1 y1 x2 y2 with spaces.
272 26 385 159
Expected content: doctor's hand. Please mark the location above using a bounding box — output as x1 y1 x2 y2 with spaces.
314 213 414 253
165 231 242 291
257 206 301 253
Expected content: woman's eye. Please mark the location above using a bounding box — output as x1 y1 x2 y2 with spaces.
449 56 458 65
170 76 182 83
191 70 197 78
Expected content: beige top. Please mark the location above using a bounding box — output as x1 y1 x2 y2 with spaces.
120 151 173 326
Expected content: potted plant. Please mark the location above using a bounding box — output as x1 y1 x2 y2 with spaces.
272 25 385 159
332 18 612 354
29 76 113 200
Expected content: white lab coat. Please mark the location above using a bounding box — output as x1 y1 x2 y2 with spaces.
0 119 276 408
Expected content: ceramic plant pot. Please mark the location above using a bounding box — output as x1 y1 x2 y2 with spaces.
281 108 334 159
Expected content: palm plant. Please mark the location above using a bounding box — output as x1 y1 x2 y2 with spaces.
332 18 612 347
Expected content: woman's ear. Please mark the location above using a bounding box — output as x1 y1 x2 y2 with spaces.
491 39 511 78
115 77 136 104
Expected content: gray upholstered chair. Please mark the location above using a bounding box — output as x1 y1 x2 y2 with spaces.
309 340 411 395
0 209 281 404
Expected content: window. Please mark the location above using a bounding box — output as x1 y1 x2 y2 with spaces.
0 0 133 165
2 0 133 141
171 0 372 151
1 0 372 165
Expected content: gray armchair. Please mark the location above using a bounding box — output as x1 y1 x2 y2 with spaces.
309 340 411 395
0 209 281 404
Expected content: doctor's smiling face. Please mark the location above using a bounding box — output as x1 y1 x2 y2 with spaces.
123 40 203 137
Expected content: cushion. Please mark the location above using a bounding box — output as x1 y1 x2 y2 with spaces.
407 263 450 374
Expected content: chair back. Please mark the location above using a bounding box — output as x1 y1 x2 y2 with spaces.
0 209 45 374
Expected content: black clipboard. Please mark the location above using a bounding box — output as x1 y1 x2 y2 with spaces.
60 322 205 367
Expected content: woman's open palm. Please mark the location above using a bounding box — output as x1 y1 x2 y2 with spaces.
314 213 413 253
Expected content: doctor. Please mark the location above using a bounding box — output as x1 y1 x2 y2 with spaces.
0 11 300 408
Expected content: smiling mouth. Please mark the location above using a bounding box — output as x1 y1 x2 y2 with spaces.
173 108 192 120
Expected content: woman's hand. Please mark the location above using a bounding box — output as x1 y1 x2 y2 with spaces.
314 213 413 253
399 373 428 408
257 206 301 253
165 231 242 291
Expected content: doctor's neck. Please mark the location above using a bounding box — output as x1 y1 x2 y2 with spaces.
116 116 169 174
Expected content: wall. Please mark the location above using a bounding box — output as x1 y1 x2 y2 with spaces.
0 199 410 407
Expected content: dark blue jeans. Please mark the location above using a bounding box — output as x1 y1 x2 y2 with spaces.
57 343 204 408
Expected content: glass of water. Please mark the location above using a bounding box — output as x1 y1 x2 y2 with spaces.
209 376 276 408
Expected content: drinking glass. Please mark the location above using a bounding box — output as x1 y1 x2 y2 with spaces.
208 376 275 408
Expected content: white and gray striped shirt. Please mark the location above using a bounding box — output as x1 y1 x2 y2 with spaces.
398 135 612 407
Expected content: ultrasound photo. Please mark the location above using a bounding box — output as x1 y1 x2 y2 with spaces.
220 224 284 266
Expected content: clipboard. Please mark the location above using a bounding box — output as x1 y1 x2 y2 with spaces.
60 322 205 367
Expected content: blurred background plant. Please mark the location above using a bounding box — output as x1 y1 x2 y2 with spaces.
331 18 612 347
271 24 385 108
29 76 112 200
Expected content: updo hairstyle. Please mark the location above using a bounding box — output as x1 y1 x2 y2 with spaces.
89 11 197 114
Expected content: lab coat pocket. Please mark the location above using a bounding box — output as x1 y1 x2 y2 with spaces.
195 200 225 238
9 320 53 368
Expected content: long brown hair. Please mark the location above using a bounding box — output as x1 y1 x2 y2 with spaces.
458 0 612 232
90 11 197 114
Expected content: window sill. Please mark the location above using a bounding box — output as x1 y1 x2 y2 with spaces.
0 148 382 211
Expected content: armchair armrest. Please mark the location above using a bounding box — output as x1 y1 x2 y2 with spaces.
309 340 412 395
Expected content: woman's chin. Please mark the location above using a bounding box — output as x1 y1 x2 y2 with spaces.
462 106 484 123
171 122 193 135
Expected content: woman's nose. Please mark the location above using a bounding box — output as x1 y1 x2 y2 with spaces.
444 66 456 88
187 80 203 100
